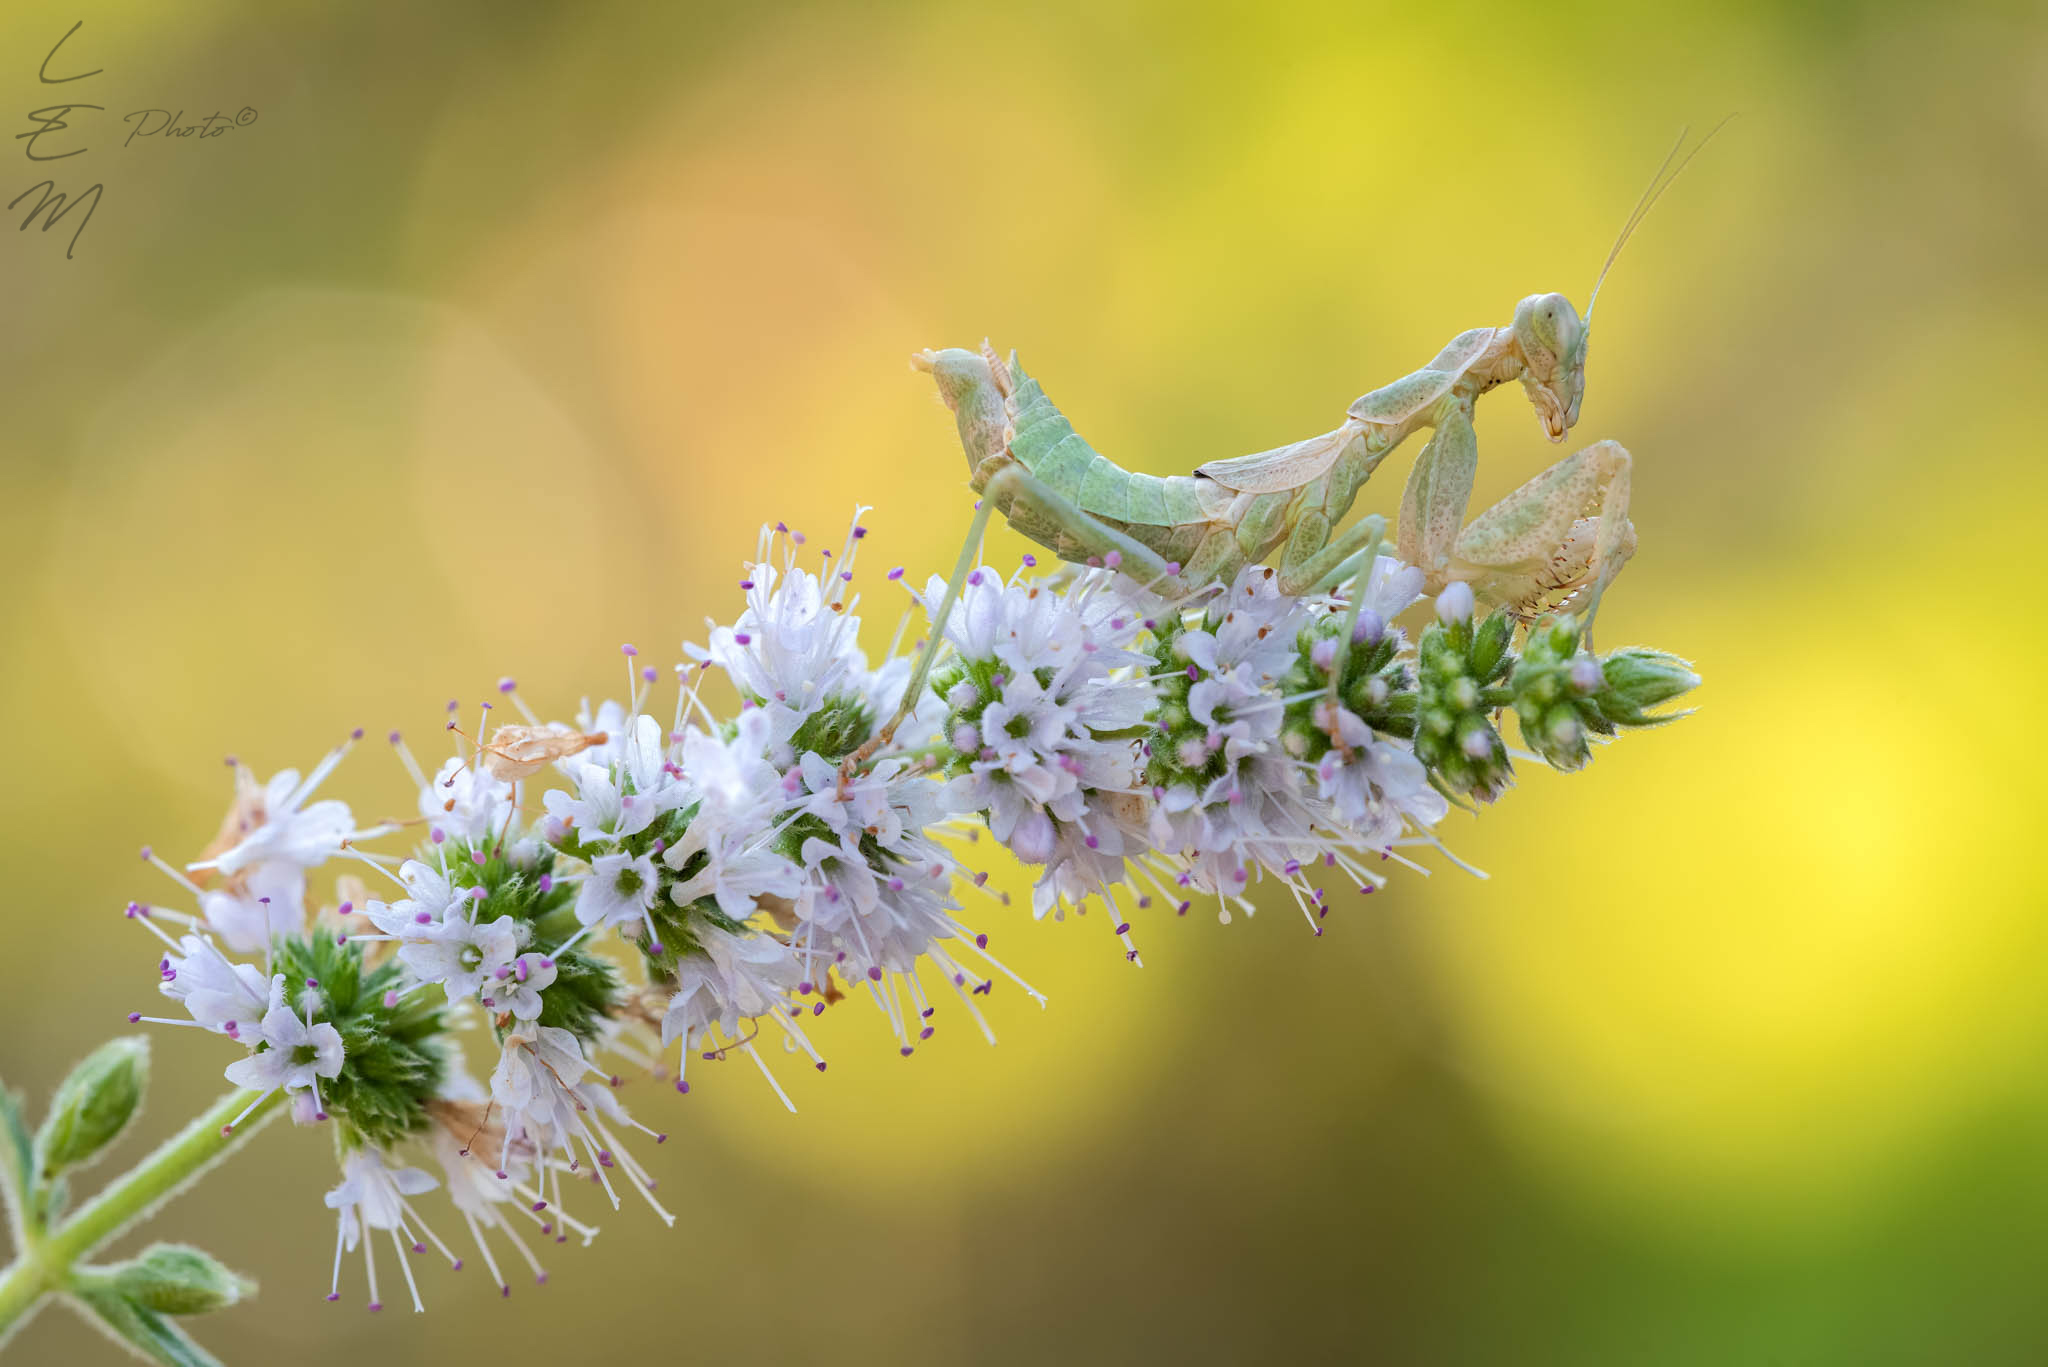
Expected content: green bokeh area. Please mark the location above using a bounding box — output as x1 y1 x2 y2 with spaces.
3 1 2046 1363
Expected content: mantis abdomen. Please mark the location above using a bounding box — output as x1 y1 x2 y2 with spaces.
1001 357 1232 567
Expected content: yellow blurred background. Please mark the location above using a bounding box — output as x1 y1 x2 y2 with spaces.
3 1 2045 1362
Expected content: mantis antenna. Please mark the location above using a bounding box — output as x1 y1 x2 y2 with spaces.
1585 115 1735 323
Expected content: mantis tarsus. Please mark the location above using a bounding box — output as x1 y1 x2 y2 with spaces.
852 124 1724 770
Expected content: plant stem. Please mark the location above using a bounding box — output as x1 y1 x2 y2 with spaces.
0 1088 281 1341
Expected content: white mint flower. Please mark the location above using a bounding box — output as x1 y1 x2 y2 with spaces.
396 914 522 1005
576 850 661 932
693 560 868 762
193 749 360 878
489 1025 672 1225
660 926 820 1104
542 717 686 846
158 933 270 1038
221 975 344 1116
363 859 467 930
323 1150 454 1312
419 755 513 844
196 859 306 955
661 709 802 919
1312 708 1448 850
1356 553 1426 625
479 953 556 1021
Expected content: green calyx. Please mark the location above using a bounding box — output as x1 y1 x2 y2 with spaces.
1415 608 1517 802
1508 615 1703 771
268 935 444 1149
787 691 875 761
1142 613 1226 794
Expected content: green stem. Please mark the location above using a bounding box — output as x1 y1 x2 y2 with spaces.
0 1088 281 1341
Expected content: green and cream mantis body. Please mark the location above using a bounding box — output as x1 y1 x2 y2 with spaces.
915 305 1629 619
849 127 1721 768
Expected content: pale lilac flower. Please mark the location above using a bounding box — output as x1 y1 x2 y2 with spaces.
418 756 513 845
194 754 359 877
479 953 556 1021
575 850 661 933
158 934 269 1037
221 976 344 1111
323 1150 449 1312
197 860 306 955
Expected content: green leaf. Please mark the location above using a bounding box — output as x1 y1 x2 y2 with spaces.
106 1245 255 1316
69 1283 226 1367
35 1038 150 1182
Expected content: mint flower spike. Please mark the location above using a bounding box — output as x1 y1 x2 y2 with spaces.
29 504 1704 1339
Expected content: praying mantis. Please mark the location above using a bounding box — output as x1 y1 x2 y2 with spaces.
849 125 1723 770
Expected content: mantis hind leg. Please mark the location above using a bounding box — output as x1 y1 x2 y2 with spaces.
983 464 1187 598
1447 439 1635 638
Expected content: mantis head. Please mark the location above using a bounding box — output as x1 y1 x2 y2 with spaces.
1510 292 1586 443
1507 119 1730 444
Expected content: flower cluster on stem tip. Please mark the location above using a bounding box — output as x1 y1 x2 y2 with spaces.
108 508 1698 1317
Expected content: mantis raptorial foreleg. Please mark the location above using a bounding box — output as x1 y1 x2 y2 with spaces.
1396 404 1479 579
1277 512 1389 597
1444 438 1635 637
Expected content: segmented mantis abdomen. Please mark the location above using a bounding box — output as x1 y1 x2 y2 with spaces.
1006 358 1225 530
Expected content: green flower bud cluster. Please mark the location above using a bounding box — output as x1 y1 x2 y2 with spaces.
786 690 875 762
930 658 1001 776
1415 607 1518 802
268 934 447 1149
1505 615 1696 770
1280 610 1417 766
1419 608 1705 799
1142 610 1226 794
